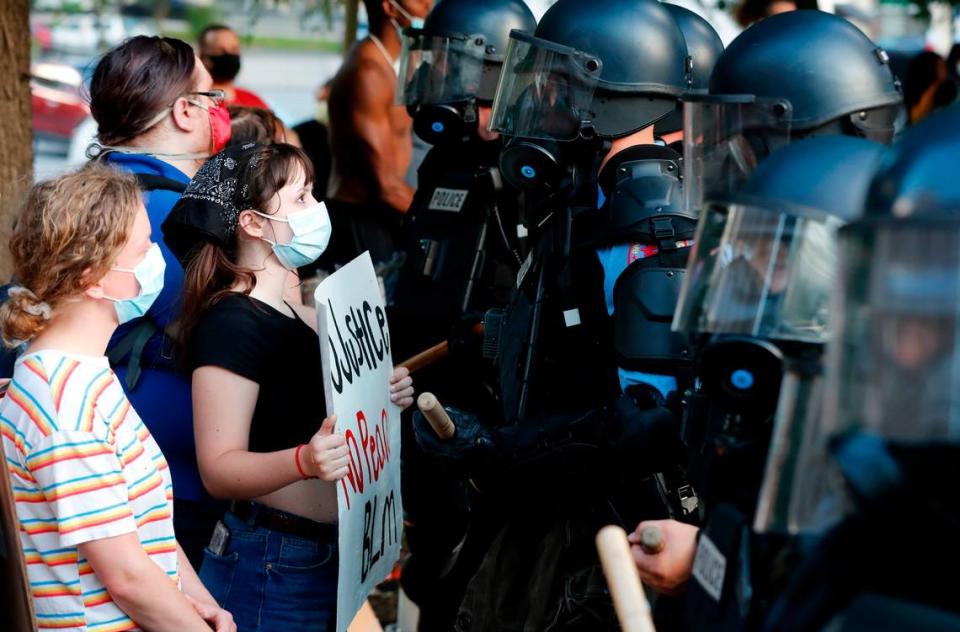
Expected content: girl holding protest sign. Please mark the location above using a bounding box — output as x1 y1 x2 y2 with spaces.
0 165 233 631
164 142 414 631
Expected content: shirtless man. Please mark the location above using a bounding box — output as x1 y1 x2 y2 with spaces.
323 0 433 271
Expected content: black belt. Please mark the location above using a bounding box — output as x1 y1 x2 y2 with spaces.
229 501 338 542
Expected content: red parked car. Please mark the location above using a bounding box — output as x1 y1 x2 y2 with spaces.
31 62 89 142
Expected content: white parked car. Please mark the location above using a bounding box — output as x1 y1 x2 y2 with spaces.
49 14 156 55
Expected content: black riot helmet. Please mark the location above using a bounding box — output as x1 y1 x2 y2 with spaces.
489 0 690 193
397 0 537 145
674 135 885 343
776 105 960 534
709 11 902 139
684 11 903 214
655 4 725 138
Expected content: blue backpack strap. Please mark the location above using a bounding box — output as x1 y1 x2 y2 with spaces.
106 320 158 391
132 173 188 194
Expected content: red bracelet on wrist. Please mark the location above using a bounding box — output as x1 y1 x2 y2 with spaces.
294 444 311 479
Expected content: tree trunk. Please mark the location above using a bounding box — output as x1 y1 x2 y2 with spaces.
343 0 359 53
0 0 34 282
0 2 32 627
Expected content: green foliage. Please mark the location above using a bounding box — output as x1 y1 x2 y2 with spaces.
186 4 223 40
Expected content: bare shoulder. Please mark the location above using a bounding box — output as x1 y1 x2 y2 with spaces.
333 40 395 102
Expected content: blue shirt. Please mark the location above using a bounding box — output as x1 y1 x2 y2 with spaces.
595 187 678 399
103 153 206 501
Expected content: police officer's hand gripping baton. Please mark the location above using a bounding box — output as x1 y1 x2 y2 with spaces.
416 392 456 440
596 525 657 632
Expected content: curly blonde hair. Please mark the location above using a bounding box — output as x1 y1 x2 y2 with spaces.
0 164 143 347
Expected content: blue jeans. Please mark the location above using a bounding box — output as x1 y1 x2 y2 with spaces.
199 510 338 632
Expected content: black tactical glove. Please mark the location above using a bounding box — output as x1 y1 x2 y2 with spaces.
412 405 498 478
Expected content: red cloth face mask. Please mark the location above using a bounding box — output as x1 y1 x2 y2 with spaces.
208 104 232 154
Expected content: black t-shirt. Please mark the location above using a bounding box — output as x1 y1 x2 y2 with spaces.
188 293 326 453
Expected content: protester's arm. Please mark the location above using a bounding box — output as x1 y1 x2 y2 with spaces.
79 534 211 632
193 366 348 500
628 519 699 595
350 58 414 213
177 544 235 632
25 428 209 630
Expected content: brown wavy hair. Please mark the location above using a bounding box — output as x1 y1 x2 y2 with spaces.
0 165 142 346
178 143 315 351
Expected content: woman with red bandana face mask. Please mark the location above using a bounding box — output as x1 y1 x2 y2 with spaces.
85 36 236 568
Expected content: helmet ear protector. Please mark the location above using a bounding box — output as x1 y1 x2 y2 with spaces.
410 101 480 145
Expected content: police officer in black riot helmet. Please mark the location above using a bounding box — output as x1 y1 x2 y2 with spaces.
629 136 885 631
620 14 906 626
411 0 698 629
389 2 537 629
683 10 903 216
391 0 537 379
761 105 960 632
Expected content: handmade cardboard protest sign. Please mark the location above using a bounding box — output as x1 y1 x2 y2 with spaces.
314 253 402 632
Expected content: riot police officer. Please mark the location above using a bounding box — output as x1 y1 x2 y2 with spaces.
635 135 885 630
762 104 960 632
393 0 537 383
683 10 903 215
390 1 537 629
628 13 905 627
413 0 701 628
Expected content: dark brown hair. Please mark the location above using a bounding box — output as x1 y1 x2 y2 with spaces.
178 144 315 351
90 36 197 145
227 105 285 146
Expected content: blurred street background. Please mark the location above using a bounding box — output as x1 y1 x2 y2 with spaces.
26 0 960 181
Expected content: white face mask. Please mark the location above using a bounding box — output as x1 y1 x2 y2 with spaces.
253 202 332 270
103 243 166 325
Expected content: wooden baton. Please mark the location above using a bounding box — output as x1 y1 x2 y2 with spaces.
596 525 657 632
417 392 456 440
640 525 665 555
399 341 449 374
398 323 485 373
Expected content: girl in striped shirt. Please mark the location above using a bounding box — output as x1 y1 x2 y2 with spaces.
0 166 234 632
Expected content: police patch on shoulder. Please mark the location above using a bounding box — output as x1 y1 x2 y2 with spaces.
428 187 469 212
692 532 727 603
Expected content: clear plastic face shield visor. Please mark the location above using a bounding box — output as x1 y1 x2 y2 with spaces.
489 30 603 141
672 200 843 343
397 28 487 107
682 95 793 215
758 217 960 534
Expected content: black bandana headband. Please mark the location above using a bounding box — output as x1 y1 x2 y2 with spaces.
162 142 263 265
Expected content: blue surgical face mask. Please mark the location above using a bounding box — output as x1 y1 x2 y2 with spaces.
255 201 332 270
389 0 425 30
104 243 166 325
